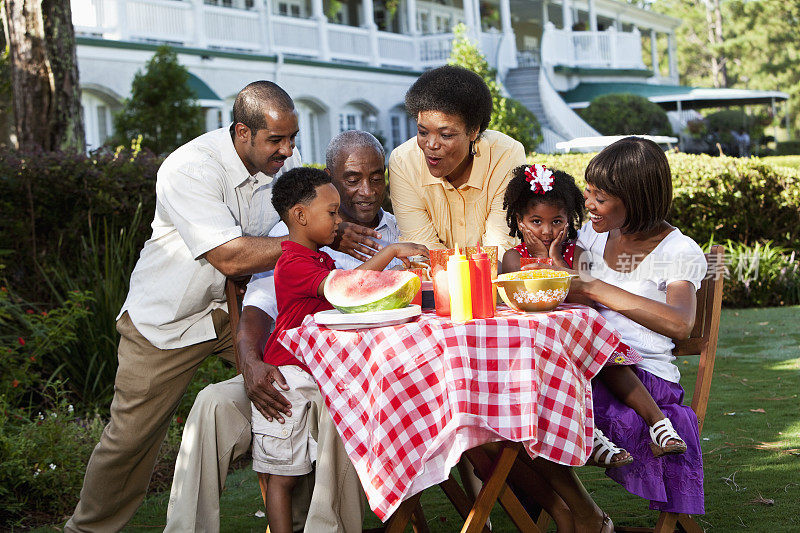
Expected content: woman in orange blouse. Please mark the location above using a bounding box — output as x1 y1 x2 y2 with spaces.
388 65 526 256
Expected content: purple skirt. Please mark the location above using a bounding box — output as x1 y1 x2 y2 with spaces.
592 366 705 515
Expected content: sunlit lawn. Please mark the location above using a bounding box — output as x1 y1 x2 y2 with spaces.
40 307 800 532
761 155 800 170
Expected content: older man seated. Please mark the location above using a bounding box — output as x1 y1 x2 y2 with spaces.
165 130 399 533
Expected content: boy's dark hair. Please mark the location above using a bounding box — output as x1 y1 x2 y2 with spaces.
271 167 333 220
585 136 672 234
405 65 492 135
503 166 584 241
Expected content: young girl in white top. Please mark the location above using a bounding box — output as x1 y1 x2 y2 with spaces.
569 137 707 515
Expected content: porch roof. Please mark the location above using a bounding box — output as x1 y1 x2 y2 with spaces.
561 82 789 111
188 73 222 103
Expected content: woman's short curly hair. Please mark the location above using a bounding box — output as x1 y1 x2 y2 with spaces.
503 166 585 241
271 167 333 221
405 65 493 135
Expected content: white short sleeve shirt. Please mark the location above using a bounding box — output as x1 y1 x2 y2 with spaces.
576 222 707 383
119 126 302 349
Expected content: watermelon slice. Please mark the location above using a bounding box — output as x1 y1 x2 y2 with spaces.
323 269 421 314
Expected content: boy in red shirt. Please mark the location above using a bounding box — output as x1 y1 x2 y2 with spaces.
253 167 427 533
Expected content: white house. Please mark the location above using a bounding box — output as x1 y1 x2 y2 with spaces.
71 0 785 159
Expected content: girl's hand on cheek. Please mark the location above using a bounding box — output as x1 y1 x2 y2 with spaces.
549 227 567 260
519 222 549 258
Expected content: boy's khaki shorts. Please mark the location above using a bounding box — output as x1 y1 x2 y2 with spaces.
251 365 322 476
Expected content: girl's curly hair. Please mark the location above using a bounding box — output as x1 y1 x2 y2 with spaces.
503 165 585 241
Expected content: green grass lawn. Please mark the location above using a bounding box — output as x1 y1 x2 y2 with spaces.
761 155 800 170
42 307 800 532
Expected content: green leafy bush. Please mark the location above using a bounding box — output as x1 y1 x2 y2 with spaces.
0 283 92 408
0 142 160 302
448 24 542 152
531 151 800 249
578 93 672 136
704 240 800 308
775 140 800 155
0 386 106 528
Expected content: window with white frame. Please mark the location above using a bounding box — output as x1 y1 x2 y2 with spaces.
276 0 305 18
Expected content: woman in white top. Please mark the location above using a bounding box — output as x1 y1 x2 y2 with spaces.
566 137 707 515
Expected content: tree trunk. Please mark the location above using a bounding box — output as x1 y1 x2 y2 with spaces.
704 0 727 89
3 0 84 152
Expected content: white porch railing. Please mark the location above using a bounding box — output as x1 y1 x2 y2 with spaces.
72 0 517 71
541 23 645 70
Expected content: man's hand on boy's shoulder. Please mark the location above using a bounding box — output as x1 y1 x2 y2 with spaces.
243 358 293 423
331 221 383 262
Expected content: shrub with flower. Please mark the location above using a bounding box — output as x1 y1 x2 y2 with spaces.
0 281 92 409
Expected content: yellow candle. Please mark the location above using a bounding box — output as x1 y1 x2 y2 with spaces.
447 245 472 322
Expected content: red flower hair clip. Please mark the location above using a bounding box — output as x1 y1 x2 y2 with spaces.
524 164 554 194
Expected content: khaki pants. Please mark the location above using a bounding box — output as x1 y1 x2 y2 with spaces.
65 310 235 532
165 375 366 532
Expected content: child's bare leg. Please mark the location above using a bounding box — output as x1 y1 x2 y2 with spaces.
265 473 299 533
599 366 680 446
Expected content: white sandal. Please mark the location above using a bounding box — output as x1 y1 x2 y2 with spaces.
586 427 633 468
649 417 687 457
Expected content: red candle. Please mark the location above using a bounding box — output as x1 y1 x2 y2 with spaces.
469 248 494 319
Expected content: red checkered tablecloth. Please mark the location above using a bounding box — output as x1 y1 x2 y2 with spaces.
279 304 620 520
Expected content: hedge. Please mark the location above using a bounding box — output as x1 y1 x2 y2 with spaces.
531 152 800 250
0 144 161 300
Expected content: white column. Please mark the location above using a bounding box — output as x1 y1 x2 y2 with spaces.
406 0 418 34
259 0 274 54
463 0 476 32
667 31 677 81
191 0 207 48
562 0 573 30
650 29 659 77
405 0 421 68
499 0 512 34
312 0 331 61
362 0 380 66
541 0 548 25
588 0 597 32
117 0 129 40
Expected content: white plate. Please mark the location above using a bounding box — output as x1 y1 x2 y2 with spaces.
314 305 422 330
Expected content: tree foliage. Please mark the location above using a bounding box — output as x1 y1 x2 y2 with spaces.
111 46 204 155
578 93 672 136
448 24 542 153
652 0 799 133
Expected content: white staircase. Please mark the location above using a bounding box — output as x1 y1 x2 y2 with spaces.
504 65 600 153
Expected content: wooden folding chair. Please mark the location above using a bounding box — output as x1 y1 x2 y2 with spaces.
537 245 725 533
615 244 725 533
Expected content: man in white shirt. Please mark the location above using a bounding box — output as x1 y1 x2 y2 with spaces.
65 81 306 532
166 131 398 532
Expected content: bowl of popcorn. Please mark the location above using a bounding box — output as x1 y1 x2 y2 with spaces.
493 269 576 312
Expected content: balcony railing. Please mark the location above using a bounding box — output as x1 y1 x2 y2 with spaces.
71 0 493 71
541 23 646 71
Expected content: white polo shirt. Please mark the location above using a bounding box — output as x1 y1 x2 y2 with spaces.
119 126 302 349
242 210 402 320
